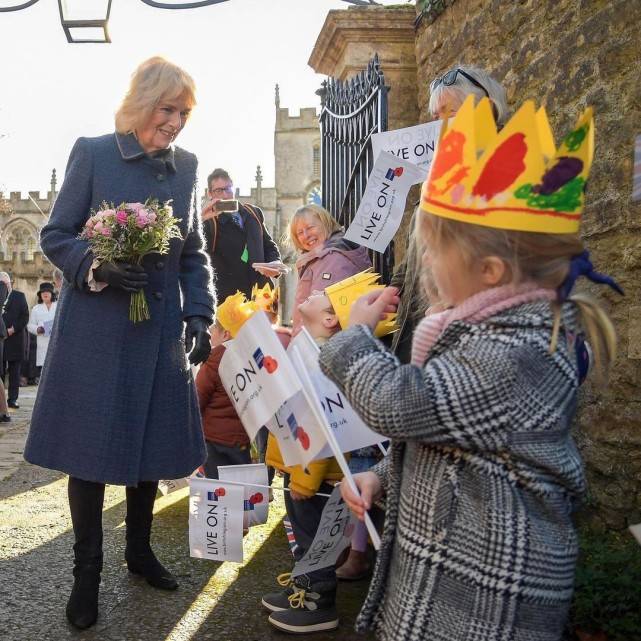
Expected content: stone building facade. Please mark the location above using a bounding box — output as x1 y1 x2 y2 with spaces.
0 171 57 306
233 87 321 323
309 1 640 529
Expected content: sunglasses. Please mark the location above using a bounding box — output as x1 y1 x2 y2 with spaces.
430 68 490 99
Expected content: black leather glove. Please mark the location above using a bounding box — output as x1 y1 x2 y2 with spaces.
93 261 148 292
185 316 211 366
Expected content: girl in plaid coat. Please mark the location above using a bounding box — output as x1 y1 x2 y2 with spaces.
319 98 619 641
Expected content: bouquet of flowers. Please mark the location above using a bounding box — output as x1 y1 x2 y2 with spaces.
80 199 182 322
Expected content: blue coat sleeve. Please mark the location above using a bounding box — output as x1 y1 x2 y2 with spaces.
39 137 95 291
179 176 216 322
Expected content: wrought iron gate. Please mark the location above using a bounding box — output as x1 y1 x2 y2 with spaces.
318 54 393 281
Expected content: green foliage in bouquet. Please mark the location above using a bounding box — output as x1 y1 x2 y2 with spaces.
80 199 182 322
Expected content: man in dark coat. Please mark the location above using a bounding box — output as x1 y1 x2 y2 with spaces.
201 168 282 302
0 273 29 408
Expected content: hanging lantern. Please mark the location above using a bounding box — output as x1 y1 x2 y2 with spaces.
57 0 112 43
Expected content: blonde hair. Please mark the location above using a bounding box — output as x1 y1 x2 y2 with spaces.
417 212 617 384
115 57 196 134
429 65 508 126
288 204 342 253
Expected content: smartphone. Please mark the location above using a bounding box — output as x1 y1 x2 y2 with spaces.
214 199 239 213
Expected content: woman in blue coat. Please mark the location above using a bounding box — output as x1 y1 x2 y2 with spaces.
23 57 215 630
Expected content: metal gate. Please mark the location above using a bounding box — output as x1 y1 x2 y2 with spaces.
318 54 393 281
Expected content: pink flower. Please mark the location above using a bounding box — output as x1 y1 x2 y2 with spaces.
84 229 94 238
147 212 157 224
126 202 145 212
101 227 112 237
101 209 115 218
135 209 151 228
116 210 129 225
94 221 104 233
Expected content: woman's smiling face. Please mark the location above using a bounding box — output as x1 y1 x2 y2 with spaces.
294 213 328 252
135 96 191 154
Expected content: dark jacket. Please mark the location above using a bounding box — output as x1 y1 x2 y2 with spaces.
2 289 29 361
196 344 248 448
0 282 8 341
24 132 215 486
202 203 280 302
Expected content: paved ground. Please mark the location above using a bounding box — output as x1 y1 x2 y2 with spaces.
0 386 375 641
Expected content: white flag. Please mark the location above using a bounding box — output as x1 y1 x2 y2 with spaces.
219 312 302 440
371 120 442 172
288 330 386 460
158 477 189 496
189 479 244 563
217 463 269 528
344 151 427 253
291 485 356 577
265 390 329 468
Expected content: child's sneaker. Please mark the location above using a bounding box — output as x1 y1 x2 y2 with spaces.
267 577 338 634
261 572 296 612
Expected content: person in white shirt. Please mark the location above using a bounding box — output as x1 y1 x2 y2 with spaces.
27 282 57 373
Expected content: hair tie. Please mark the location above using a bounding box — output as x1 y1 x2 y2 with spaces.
558 250 624 302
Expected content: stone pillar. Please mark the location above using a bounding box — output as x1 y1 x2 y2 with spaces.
309 6 420 265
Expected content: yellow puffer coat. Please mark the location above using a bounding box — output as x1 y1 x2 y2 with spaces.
266 433 344 497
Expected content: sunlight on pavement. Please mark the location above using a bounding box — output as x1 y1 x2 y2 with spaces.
164 486 286 641
0 476 125 559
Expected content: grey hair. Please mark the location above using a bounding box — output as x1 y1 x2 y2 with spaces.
429 65 508 126
0 271 10 284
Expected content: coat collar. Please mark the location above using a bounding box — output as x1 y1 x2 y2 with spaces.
115 132 176 173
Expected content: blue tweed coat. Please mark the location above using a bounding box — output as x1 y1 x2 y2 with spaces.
320 301 585 641
24 133 215 486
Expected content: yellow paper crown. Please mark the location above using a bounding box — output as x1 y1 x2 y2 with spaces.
420 95 594 233
325 269 397 338
251 283 279 314
216 291 257 338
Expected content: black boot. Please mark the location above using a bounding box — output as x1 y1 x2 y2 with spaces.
125 481 178 591
66 477 105 630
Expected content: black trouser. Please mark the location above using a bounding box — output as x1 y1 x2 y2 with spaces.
68 477 160 570
203 441 252 479
254 426 276 485
4 359 20 404
283 473 336 585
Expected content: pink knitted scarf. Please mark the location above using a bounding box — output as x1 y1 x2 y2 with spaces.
411 283 557 366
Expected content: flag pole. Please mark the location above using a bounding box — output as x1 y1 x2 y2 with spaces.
290 345 381 550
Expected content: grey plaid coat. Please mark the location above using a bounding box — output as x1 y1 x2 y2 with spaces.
319 301 584 641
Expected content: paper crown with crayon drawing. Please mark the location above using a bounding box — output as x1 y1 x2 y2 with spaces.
324 269 397 338
251 283 279 314
216 291 257 338
420 94 594 234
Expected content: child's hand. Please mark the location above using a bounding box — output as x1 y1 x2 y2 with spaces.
340 472 383 522
289 489 311 501
348 287 400 332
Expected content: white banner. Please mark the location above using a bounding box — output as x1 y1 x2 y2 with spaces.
217 463 269 528
189 479 244 563
288 330 386 461
371 120 442 172
291 485 357 577
219 312 302 440
343 151 427 253
158 477 189 496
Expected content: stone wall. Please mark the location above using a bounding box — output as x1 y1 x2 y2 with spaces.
414 0 641 528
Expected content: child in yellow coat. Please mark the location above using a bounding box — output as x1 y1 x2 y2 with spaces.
262 291 345 634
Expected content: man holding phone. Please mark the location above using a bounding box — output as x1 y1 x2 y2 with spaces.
201 168 285 302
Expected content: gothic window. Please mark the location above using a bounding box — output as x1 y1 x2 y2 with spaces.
3 223 38 260
312 145 320 178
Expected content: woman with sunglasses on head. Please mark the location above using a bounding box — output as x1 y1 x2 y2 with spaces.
390 65 508 364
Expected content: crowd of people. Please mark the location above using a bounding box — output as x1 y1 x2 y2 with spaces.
17 55 620 641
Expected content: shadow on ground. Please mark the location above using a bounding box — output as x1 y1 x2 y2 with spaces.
0 462 375 641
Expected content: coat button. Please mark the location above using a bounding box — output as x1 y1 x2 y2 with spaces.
156 174 165 182
153 292 163 300
156 261 164 270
